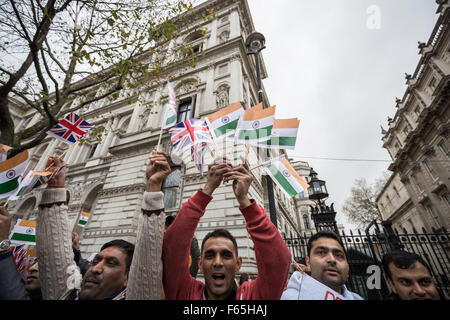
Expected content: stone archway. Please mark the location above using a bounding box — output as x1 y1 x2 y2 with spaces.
73 183 103 236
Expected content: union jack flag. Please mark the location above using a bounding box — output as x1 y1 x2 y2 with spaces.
12 244 27 273
169 119 213 154
191 142 208 175
47 113 93 145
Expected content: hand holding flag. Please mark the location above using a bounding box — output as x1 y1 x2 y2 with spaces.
45 156 67 187
0 144 12 162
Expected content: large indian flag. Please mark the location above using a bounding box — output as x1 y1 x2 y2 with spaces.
235 103 276 145
78 211 90 227
0 150 29 199
264 156 309 198
205 102 244 140
258 118 300 150
9 219 36 245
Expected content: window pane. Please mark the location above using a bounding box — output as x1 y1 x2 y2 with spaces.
177 100 192 122
163 169 181 188
423 160 438 179
163 187 178 209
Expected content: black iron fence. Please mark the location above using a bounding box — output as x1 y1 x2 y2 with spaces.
284 223 450 300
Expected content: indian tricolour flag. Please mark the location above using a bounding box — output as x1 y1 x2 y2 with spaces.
78 211 90 227
263 156 310 198
235 103 276 145
205 102 244 140
0 150 29 199
8 171 35 201
258 118 300 150
9 219 36 245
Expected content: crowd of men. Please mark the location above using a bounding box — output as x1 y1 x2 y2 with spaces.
0 151 444 300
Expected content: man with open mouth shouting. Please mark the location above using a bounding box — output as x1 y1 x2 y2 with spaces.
162 157 291 300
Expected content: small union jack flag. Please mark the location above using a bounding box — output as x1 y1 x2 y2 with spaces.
169 119 213 154
12 244 27 273
47 113 93 145
191 142 208 175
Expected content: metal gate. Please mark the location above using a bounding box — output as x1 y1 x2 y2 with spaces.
284 223 450 300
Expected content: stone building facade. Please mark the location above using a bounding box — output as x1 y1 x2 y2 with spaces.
378 1 450 232
8 0 311 276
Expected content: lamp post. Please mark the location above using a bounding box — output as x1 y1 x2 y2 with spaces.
245 31 278 228
307 168 338 233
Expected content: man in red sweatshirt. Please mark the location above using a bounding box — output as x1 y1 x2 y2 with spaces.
162 158 291 300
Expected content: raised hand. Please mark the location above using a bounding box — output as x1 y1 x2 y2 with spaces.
202 157 232 196
46 156 67 187
146 150 171 192
223 162 253 208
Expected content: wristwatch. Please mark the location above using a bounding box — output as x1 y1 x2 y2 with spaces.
0 239 11 254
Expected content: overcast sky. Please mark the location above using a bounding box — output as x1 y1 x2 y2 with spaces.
246 0 440 230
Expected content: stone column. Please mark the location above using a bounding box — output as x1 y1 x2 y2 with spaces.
204 65 215 113
229 56 243 103
229 8 240 39
36 140 58 171
128 103 141 133
100 117 119 156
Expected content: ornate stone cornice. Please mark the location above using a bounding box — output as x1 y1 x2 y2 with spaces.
98 183 146 198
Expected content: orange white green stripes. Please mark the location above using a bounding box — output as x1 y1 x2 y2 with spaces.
0 150 28 199
264 156 310 198
205 102 244 140
9 219 36 245
235 103 276 144
78 211 90 227
161 81 178 129
258 118 300 150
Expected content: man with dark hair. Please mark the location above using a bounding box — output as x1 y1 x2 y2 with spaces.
162 157 291 300
282 230 363 300
32 151 171 300
382 250 441 300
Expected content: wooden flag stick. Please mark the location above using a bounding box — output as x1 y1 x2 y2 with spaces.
45 144 74 171
156 128 164 152
250 161 264 171
2 199 9 208
243 145 250 164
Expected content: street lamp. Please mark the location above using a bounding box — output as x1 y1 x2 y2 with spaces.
245 31 278 229
307 168 338 233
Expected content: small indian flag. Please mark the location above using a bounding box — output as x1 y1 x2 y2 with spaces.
8 171 35 201
161 81 178 130
161 104 177 129
264 156 310 198
235 103 276 145
0 150 29 199
258 118 300 150
9 219 36 245
205 102 244 140
78 211 90 227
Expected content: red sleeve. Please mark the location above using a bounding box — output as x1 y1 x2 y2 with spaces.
162 189 212 300
240 200 292 300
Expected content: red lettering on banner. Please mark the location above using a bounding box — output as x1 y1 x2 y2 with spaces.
324 291 335 300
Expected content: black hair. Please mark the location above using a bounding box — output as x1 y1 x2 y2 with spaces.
165 215 175 229
239 273 250 286
307 230 346 257
100 239 135 274
201 229 238 256
382 250 432 281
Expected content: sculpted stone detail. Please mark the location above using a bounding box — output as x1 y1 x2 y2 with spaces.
98 183 146 198
216 84 230 109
